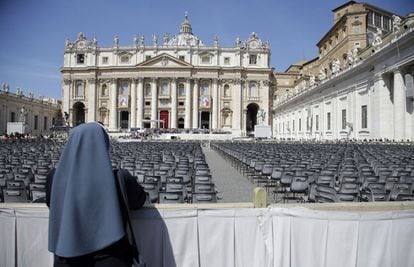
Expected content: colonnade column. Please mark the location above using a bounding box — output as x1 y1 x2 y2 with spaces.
87 78 96 122
233 79 242 131
109 78 118 131
137 78 144 128
212 78 218 129
393 68 406 140
171 78 177 128
62 79 71 117
130 78 137 128
151 78 158 128
184 78 192 128
192 78 199 129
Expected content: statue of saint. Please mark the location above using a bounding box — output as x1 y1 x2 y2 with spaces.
152 34 158 46
113 36 119 46
372 28 383 48
134 35 139 46
19 106 27 124
141 35 145 46
393 15 402 32
214 36 219 47
309 74 315 86
257 109 266 125
331 59 341 74
163 32 169 45
318 68 326 81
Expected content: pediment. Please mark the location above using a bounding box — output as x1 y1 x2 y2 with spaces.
137 53 193 68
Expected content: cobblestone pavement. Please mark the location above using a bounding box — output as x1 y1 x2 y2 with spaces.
202 146 256 203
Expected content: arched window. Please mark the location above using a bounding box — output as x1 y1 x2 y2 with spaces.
200 83 209 96
249 82 258 97
101 84 108 96
224 84 230 97
160 81 169 96
178 83 185 97
75 80 84 98
145 83 151 97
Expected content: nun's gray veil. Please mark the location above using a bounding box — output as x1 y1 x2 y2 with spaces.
48 122 124 257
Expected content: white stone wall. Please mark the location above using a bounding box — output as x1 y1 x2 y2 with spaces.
274 28 414 141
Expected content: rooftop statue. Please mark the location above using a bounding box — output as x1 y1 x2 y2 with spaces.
372 28 383 48
393 15 402 32
318 68 326 81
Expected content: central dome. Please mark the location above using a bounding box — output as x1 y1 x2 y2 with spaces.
167 13 204 47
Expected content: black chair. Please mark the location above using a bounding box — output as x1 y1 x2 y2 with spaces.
192 193 217 203
158 192 184 204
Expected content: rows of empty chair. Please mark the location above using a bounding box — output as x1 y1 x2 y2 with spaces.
212 142 414 203
0 139 218 204
111 141 217 204
0 139 64 203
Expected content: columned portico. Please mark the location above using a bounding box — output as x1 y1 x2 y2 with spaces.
109 79 117 130
192 78 199 129
151 78 158 128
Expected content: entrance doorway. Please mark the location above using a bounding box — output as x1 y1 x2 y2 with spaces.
200 111 210 130
160 110 169 129
246 103 259 132
143 117 150 128
178 118 184 129
73 102 85 126
120 111 129 129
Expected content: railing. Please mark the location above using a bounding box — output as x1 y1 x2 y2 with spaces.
1 201 413 267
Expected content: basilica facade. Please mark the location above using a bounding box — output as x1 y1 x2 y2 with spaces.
61 15 274 134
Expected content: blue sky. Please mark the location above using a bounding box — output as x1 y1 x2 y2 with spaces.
0 0 412 99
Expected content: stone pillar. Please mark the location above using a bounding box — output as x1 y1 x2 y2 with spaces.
87 78 96 122
242 109 247 134
62 79 71 116
109 78 118 131
137 78 144 128
151 78 158 128
212 78 218 129
171 78 177 128
184 78 192 128
192 78 199 129
233 79 242 131
393 68 406 140
130 78 137 128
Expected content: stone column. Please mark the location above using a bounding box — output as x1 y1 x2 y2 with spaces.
151 78 158 128
109 78 118 131
233 79 242 131
130 78 137 128
87 78 96 122
242 109 247 134
212 78 218 129
62 79 71 116
393 68 406 140
171 78 177 128
192 78 199 129
184 78 192 128
137 78 144 128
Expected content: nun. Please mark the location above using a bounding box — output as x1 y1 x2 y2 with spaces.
46 122 146 266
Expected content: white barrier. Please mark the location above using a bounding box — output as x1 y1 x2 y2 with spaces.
1 203 414 267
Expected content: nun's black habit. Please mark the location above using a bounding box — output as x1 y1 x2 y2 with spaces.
48 122 127 258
